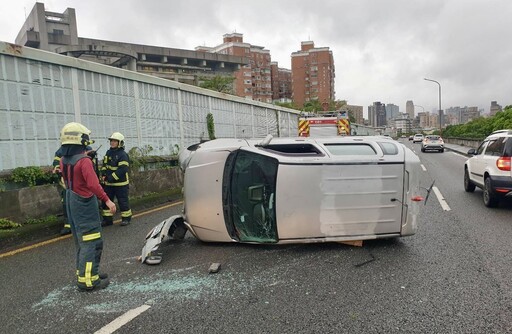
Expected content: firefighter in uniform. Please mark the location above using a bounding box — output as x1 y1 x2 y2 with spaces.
59 122 116 291
101 132 132 226
53 145 97 235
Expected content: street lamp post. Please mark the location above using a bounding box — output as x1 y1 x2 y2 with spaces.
414 105 424 113
424 78 442 135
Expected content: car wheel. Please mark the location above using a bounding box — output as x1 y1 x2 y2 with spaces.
483 177 499 207
421 148 425 152
439 149 444 153
464 168 475 192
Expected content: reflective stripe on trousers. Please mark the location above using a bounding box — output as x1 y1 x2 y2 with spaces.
66 189 104 289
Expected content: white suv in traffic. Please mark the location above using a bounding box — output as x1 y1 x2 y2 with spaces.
412 134 424 143
464 130 512 207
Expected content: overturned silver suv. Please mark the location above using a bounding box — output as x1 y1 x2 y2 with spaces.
141 135 424 264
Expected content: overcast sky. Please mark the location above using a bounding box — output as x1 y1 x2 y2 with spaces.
1 0 511 116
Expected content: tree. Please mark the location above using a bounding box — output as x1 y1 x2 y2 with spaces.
442 106 512 139
302 100 323 112
199 75 235 94
274 101 300 110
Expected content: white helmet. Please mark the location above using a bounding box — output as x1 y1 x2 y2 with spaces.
60 122 94 146
108 132 125 147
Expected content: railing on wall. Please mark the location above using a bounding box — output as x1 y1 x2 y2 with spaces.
0 42 300 171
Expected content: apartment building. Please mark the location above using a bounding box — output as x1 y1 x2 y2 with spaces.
16 3 247 86
406 100 415 119
368 102 386 127
291 41 335 107
394 114 413 134
344 104 364 124
386 103 399 122
445 106 481 124
202 33 273 103
270 62 292 103
490 101 502 116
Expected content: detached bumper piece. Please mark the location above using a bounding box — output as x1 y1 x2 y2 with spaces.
140 215 186 265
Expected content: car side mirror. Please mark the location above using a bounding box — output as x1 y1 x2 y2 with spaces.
467 148 476 155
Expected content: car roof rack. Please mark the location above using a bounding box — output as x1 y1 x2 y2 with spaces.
490 129 512 135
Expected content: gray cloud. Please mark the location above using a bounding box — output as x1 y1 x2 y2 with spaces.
1 0 510 115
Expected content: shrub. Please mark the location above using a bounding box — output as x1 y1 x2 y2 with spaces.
24 215 58 225
0 218 21 230
10 166 56 187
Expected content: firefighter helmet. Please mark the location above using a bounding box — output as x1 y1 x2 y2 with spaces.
108 132 125 147
60 122 94 146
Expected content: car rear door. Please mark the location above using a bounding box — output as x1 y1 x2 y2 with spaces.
469 140 489 186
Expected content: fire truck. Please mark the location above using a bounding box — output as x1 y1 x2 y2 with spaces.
298 111 351 137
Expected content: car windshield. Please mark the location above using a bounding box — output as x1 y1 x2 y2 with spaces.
223 150 278 243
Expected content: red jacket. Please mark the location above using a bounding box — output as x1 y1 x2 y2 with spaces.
60 156 110 203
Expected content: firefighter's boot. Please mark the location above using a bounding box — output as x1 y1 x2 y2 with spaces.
78 278 110 292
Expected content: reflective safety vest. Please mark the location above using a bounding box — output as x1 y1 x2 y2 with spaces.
101 148 130 186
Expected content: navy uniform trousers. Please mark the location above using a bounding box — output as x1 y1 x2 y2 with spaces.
66 189 103 289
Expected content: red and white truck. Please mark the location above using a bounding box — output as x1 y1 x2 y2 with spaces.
298 112 351 137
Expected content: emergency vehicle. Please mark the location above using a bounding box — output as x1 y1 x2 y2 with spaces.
298 111 351 137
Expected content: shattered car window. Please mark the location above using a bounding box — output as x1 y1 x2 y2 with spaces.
223 150 278 243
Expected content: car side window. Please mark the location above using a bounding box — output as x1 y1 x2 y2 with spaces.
485 138 506 156
476 141 487 155
377 142 399 155
504 137 512 157
324 144 377 155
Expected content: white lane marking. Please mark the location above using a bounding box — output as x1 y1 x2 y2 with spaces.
95 304 151 334
421 164 427 171
432 186 451 211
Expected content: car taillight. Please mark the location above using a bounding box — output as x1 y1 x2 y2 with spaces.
497 157 511 171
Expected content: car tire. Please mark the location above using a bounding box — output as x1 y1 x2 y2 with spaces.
439 149 444 153
483 177 499 207
464 168 475 192
421 148 425 152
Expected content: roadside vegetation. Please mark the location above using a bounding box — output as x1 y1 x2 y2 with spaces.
442 105 512 139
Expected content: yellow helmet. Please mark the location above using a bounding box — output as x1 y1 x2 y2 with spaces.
108 132 125 147
60 122 94 146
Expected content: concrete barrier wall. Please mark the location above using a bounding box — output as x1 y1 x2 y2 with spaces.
0 168 183 222
444 138 481 149
0 41 300 171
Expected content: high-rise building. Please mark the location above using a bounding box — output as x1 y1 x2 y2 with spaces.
445 106 480 124
291 41 335 107
394 116 413 134
406 100 414 119
461 107 480 124
345 105 364 124
490 101 502 116
206 33 273 103
386 103 399 122
368 102 386 127
270 62 292 103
